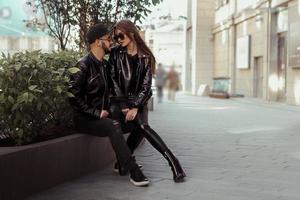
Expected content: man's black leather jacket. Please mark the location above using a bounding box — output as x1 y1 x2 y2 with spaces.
69 53 109 119
108 45 153 109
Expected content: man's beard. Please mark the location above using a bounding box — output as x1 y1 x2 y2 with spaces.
101 42 110 54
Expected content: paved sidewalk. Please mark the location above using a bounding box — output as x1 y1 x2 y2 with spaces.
27 94 300 200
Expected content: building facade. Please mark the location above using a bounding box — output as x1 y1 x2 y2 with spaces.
184 0 215 94
186 0 300 105
0 0 55 55
145 19 186 73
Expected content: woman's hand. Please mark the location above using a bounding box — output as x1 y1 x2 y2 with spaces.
125 108 138 122
122 108 130 115
100 110 109 119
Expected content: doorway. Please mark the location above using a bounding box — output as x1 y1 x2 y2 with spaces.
253 57 264 98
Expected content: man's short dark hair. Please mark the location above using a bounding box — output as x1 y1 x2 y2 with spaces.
86 24 110 44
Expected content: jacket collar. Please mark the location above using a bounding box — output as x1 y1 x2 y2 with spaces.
117 45 150 59
88 52 105 65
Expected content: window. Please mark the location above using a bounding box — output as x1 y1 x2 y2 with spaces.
28 38 40 50
8 38 19 50
237 0 259 11
216 0 229 10
277 9 288 33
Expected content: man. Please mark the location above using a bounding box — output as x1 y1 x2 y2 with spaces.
68 24 149 187
155 63 166 103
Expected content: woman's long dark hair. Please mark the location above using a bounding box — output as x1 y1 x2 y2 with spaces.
114 19 156 73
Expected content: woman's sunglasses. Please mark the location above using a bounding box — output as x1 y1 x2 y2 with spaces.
113 33 125 42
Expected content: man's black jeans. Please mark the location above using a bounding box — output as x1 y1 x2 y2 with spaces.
73 113 134 170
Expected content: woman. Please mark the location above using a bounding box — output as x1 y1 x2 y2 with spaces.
108 20 186 182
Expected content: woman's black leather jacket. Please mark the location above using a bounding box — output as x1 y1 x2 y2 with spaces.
108 45 152 109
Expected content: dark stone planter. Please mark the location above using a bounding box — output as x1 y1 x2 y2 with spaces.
0 134 115 200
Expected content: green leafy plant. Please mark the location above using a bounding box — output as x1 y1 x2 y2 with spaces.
0 51 81 145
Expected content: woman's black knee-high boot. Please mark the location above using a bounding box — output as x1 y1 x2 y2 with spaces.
163 150 186 182
140 124 186 182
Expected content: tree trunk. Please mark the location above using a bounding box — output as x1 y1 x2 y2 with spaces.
79 8 88 51
79 28 87 51
59 38 66 50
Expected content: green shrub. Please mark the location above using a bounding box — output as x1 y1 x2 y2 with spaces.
0 51 81 145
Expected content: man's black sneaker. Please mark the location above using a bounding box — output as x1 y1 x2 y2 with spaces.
114 162 143 174
129 168 150 187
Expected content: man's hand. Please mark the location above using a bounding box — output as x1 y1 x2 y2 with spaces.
125 108 138 122
100 110 109 119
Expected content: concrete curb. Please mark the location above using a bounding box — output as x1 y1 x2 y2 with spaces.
0 134 115 200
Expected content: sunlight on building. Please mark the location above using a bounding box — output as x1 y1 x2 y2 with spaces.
255 13 263 29
277 9 288 32
256 20 262 29
237 0 260 11
294 80 300 104
299 0 300 15
222 30 227 45
268 74 279 92
278 76 285 91
243 21 248 35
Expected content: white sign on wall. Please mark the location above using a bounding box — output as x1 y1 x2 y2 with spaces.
236 35 251 69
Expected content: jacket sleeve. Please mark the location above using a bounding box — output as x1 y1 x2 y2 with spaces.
130 58 153 108
108 51 124 97
68 62 100 118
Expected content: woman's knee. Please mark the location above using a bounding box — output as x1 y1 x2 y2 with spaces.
139 123 151 131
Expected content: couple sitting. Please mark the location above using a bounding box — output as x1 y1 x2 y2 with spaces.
69 20 186 187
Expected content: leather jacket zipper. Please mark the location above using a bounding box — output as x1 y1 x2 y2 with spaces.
88 74 100 84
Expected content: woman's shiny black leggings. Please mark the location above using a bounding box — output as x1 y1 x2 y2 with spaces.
110 102 186 181
109 103 170 155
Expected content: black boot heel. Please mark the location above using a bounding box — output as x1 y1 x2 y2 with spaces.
164 151 186 182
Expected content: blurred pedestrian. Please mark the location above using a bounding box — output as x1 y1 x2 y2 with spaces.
167 66 180 101
155 63 166 103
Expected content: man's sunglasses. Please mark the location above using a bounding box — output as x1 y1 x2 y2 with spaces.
113 33 125 41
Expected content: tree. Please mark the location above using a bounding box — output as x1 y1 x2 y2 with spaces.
73 0 163 49
28 0 163 50
26 0 76 50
